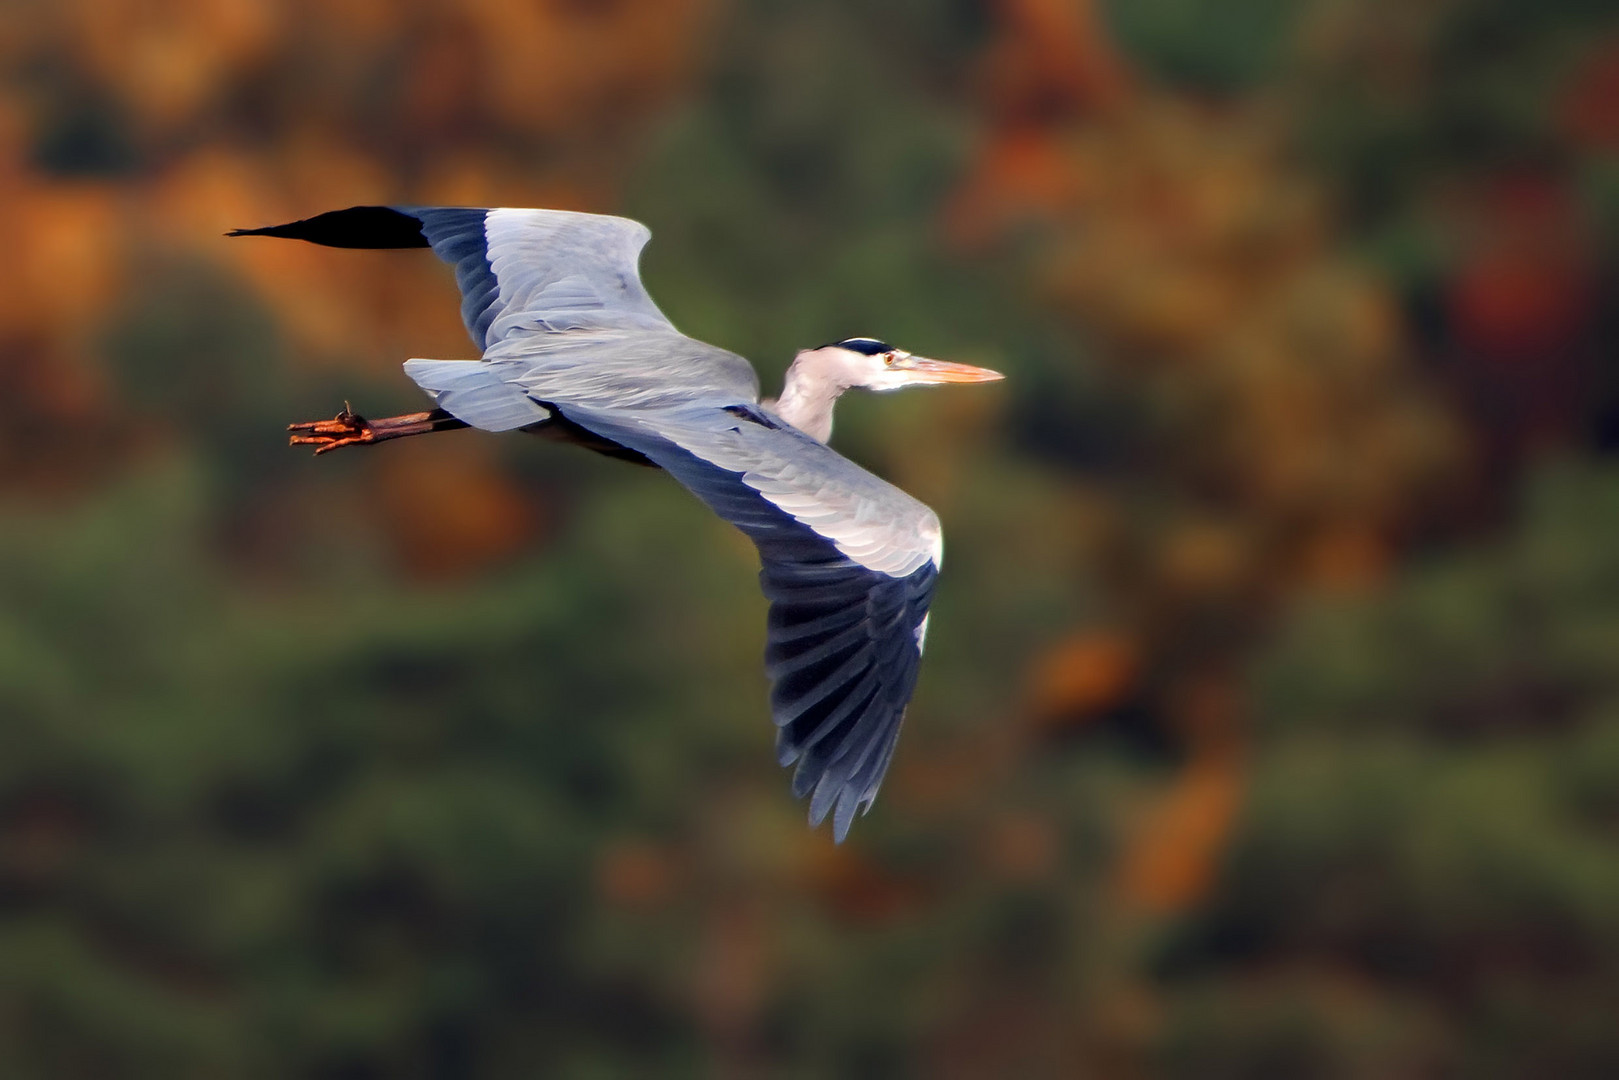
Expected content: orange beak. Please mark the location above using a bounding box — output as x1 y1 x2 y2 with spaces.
894 355 1006 384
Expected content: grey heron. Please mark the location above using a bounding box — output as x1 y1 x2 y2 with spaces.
230 206 1003 841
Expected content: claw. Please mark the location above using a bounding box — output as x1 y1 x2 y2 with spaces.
285 406 465 455
286 407 374 454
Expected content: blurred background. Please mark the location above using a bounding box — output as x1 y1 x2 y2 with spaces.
0 0 1616 1075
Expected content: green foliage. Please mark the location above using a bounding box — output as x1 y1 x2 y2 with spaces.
1161 462 1619 1075
1100 0 1300 90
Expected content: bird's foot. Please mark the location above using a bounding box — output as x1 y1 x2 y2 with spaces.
288 403 375 454
288 406 469 454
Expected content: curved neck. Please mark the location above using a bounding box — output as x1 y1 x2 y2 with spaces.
769 354 848 443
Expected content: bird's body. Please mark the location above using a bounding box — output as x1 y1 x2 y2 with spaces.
233 205 1001 840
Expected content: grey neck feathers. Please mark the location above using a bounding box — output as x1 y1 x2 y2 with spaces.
768 354 847 443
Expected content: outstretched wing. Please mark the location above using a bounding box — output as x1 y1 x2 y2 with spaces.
557 402 940 841
231 204 673 348
232 205 760 430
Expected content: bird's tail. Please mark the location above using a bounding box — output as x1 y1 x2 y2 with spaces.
402 359 551 432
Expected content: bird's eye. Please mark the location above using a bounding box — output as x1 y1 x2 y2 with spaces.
883 352 897 365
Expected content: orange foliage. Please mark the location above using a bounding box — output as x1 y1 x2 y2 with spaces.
1115 750 1244 913
1294 523 1391 592
372 441 542 579
0 144 127 485
1024 630 1139 731
0 0 721 359
0 0 721 586
982 810 1061 882
63 0 279 133
1437 173 1600 458
958 0 1465 919
690 895 769 1069
803 842 926 925
979 0 1130 122
597 840 679 909
948 0 1129 246
1445 176 1596 360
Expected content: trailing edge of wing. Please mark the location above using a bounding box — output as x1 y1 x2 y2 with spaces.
553 402 937 842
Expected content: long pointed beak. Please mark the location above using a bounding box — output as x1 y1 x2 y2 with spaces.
896 355 1005 384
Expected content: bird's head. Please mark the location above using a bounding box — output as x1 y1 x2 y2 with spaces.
807 338 1004 392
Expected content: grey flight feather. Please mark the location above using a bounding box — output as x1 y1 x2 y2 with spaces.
555 401 937 839
232 204 945 841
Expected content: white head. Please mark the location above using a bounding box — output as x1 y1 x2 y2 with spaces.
770 337 1004 442
800 337 1006 392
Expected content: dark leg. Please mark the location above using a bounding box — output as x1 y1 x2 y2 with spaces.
288 405 469 454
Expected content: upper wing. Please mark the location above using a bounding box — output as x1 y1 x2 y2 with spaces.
232 205 760 429
231 204 674 348
557 401 940 841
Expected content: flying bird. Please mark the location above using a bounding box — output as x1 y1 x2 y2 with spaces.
231 206 1003 841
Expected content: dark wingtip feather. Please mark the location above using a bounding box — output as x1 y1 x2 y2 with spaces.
809 772 841 827
767 558 934 843
832 790 860 843
225 206 430 249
